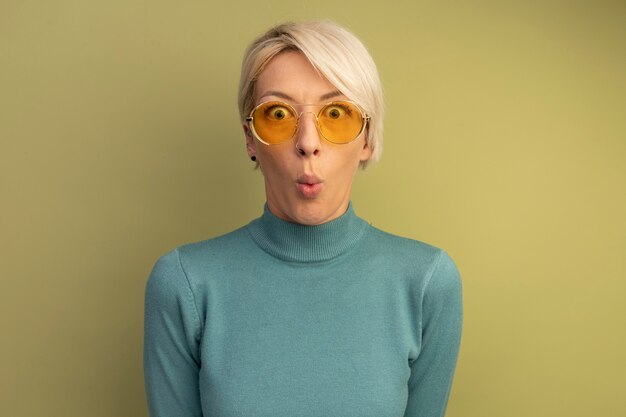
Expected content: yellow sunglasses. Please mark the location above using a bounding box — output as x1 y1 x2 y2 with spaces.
246 100 370 145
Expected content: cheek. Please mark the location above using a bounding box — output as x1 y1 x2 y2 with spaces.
258 148 293 179
334 147 363 174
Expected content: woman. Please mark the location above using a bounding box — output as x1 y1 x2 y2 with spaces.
144 21 463 417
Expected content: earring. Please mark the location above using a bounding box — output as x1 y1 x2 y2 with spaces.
250 156 257 162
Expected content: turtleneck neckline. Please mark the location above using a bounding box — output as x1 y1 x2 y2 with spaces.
246 202 369 263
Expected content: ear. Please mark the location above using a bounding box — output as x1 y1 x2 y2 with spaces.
359 137 373 162
243 123 256 159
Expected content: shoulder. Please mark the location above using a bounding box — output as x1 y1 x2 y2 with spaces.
362 223 462 292
365 224 442 259
363 224 454 271
175 225 251 263
147 224 256 290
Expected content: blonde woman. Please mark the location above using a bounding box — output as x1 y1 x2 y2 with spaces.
144 20 463 417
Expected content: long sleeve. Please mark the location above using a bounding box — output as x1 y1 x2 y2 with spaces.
404 250 463 417
143 249 203 417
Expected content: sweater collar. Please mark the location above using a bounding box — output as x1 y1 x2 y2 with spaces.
246 202 368 263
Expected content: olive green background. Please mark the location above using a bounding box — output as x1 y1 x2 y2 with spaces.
1 1 625 416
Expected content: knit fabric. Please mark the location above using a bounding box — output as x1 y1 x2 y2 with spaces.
144 203 463 417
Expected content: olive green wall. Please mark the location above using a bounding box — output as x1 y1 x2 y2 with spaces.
2 1 625 416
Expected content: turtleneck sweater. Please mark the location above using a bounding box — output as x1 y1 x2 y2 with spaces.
144 203 462 417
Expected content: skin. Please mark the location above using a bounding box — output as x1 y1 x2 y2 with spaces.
243 51 372 226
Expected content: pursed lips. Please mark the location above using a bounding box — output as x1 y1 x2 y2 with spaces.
297 174 322 185
296 174 323 198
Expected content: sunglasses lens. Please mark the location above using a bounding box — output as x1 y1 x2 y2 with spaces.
250 101 366 145
252 101 297 144
318 101 365 144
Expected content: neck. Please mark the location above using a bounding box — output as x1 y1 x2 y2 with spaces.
246 201 368 263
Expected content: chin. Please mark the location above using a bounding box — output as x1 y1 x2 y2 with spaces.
284 207 322 226
296 214 327 226
268 191 348 226
288 200 340 226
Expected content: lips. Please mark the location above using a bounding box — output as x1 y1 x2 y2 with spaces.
296 174 323 198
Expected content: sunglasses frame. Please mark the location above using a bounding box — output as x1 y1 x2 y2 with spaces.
245 100 370 146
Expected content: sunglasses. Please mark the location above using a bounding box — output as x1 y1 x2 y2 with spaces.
246 100 370 145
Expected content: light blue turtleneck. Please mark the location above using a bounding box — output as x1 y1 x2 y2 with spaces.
144 203 462 417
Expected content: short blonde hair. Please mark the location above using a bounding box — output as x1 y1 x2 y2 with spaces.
238 21 384 168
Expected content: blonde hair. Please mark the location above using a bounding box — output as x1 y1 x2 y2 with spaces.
238 21 384 168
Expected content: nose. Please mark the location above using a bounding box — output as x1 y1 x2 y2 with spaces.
294 111 321 157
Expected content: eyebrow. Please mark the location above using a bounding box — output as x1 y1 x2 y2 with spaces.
258 90 344 103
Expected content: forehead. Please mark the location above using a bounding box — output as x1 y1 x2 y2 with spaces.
255 51 343 103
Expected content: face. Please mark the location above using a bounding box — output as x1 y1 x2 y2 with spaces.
244 51 372 226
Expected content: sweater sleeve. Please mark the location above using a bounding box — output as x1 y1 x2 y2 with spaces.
404 250 463 417
143 249 203 417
